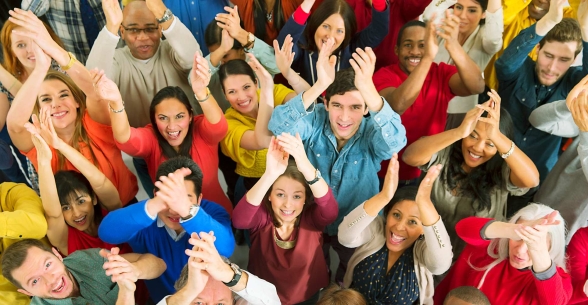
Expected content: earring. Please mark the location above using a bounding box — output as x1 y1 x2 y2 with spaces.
418 234 424 240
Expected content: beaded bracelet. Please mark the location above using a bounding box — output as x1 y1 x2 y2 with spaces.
109 101 125 113
501 141 515 159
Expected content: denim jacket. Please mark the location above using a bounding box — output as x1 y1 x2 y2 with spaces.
268 93 406 235
496 23 588 181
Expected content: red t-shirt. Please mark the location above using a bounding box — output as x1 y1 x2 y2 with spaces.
373 63 457 180
116 115 232 215
25 111 138 204
567 227 588 304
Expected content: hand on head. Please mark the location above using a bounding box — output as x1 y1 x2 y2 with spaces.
100 247 138 291
274 35 296 78
475 89 502 140
154 167 194 217
276 132 316 176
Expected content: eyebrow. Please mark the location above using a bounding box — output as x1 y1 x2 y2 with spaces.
393 209 421 219
39 89 69 99
124 23 158 27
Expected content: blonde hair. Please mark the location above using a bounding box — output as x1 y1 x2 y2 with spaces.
471 203 566 289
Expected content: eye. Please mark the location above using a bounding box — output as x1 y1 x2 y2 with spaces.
78 198 86 205
294 195 302 199
41 97 51 103
353 105 362 110
322 24 329 29
17 43 25 48
129 28 140 34
392 212 400 219
227 90 235 94
468 9 478 13
560 58 571 62
60 93 69 98
158 115 168 121
404 43 411 48
244 85 251 90
176 114 185 119
46 262 51 268
32 279 38 285
409 220 418 225
276 193 285 198
61 205 71 211
337 29 344 34
455 4 463 10
486 142 495 148
469 133 478 139
419 43 425 48
545 54 554 59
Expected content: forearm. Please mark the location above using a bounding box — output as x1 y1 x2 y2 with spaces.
486 0 501 13
483 221 520 240
245 172 278 205
284 68 311 93
209 48 227 68
85 28 118 79
98 200 155 244
0 68 21 96
447 44 484 95
164 18 202 68
131 253 167 279
37 160 63 219
7 69 45 134
361 84 384 112
535 17 559 37
183 210 234 257
403 129 461 166
301 81 330 108
197 90 223 124
363 192 392 216
387 57 433 114
115 287 135 305
108 100 132 143
253 88 274 148
529 100 578 137
495 134 539 188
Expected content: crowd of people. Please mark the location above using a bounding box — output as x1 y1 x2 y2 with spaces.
1 0 588 304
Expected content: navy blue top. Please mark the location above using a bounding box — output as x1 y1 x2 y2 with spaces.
495 23 588 182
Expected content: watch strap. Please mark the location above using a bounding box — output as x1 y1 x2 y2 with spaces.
157 9 173 23
223 263 242 287
306 169 321 185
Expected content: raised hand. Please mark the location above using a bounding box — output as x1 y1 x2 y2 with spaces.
247 53 274 93
381 153 400 200
30 40 52 73
349 47 377 91
26 114 53 163
265 136 289 178
580 0 588 34
215 6 243 39
102 0 123 34
456 105 484 139
544 0 567 25
416 164 442 207
276 133 314 176
92 69 123 103
145 0 168 19
185 232 235 283
25 108 65 151
437 11 460 49
219 29 236 55
570 88 588 132
476 89 502 140
100 247 140 285
423 18 440 61
274 35 296 78
8 9 62 60
316 37 337 87
185 233 210 296
190 54 212 97
154 167 194 218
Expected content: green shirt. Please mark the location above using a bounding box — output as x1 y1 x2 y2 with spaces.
31 249 118 305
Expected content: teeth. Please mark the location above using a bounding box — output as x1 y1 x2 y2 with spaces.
409 58 421 64
52 111 66 117
74 216 86 223
534 4 544 11
391 233 406 242
469 152 481 159
238 100 251 107
53 278 64 292
281 210 294 215
168 131 180 137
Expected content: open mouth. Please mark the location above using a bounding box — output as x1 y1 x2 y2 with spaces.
280 209 295 216
167 130 181 140
51 111 68 118
168 216 180 223
389 232 406 245
513 255 527 263
337 122 352 130
237 99 251 108
408 58 421 66
73 215 87 226
469 151 482 159
52 277 66 294
138 45 152 52
533 4 545 11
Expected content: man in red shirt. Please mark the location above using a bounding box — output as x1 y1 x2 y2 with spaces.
373 18 485 185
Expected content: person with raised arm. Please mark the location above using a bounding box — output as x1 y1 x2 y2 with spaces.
338 155 452 304
434 205 570 304
233 135 338 304
5 8 138 205
402 90 538 257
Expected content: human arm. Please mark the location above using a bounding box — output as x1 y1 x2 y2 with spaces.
480 0 504 55
0 182 48 240
439 11 484 96
98 199 158 244
85 0 121 80
91 71 132 145
191 54 223 125
350 0 389 50
529 100 579 137
0 93 8 132
274 35 312 94
379 21 437 114
567 228 588 303
276 0 313 63
0 65 22 97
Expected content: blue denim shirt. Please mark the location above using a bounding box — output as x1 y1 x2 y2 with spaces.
163 0 229 56
269 93 407 235
496 23 588 182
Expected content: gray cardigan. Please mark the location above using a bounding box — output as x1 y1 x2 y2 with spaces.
338 202 453 305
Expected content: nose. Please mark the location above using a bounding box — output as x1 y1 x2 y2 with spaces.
409 44 421 56
340 107 350 120
513 240 528 254
71 204 83 218
547 58 557 71
472 139 485 152
136 29 149 40
44 272 59 291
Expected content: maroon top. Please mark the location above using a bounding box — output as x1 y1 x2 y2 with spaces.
233 189 338 304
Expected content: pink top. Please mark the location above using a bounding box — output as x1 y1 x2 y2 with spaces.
567 227 588 304
116 115 232 214
233 189 338 304
435 217 572 305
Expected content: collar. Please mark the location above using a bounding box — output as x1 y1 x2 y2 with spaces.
156 217 186 241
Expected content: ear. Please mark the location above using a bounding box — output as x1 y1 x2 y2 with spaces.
92 196 98 206
51 248 64 261
17 289 33 297
197 193 203 206
481 11 486 20
363 104 369 115
394 45 399 56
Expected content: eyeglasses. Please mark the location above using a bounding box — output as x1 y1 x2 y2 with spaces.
121 25 160 36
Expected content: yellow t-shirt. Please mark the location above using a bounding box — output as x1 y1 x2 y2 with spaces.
221 84 294 177
0 182 49 305
484 0 578 90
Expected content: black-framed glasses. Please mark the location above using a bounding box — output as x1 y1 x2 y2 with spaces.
121 25 159 36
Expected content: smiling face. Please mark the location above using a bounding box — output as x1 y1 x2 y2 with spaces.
222 74 259 117
314 13 346 52
453 0 486 37
154 98 193 150
461 121 498 172
120 2 162 60
13 247 78 299
325 91 368 145
61 191 97 233
38 79 80 130
385 200 424 253
157 180 201 233
508 219 552 269
10 29 36 73
528 0 549 20
395 26 426 75
269 176 307 225
535 40 577 86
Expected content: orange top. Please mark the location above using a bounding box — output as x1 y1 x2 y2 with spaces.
25 111 138 205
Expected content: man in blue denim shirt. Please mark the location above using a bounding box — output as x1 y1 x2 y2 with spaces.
269 46 406 282
496 0 588 215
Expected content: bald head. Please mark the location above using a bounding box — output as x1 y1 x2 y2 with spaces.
122 1 157 25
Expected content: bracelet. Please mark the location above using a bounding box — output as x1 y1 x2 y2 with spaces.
61 52 77 71
195 88 211 103
109 101 125 113
501 141 515 159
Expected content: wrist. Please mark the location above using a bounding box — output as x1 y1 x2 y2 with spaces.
219 263 235 283
106 23 120 36
236 29 249 46
194 88 208 100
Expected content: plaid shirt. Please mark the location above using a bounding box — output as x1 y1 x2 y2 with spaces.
22 0 108 64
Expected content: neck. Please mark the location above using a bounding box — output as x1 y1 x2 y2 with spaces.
387 248 406 272
336 138 349 151
83 220 98 237
457 28 477 45
56 124 77 144
244 102 259 119
265 0 275 12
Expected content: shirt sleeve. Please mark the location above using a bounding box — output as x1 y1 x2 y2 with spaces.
364 99 407 160
161 17 203 70
480 8 504 56
455 217 494 247
194 114 228 146
533 266 573 305
268 92 319 141
85 27 119 80
182 200 235 257
308 188 339 228
503 165 530 196
528 100 579 138
21 0 49 15
0 183 48 240
115 126 158 159
337 202 379 248
232 196 272 231
221 114 258 168
98 199 155 244
233 271 281 305
567 228 588 304
349 5 389 50
495 24 543 82
373 66 397 92
276 14 305 63
247 38 281 75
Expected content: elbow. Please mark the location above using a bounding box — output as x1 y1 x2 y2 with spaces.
401 150 424 167
470 78 486 95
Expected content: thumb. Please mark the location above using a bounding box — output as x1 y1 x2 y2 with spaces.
329 55 337 67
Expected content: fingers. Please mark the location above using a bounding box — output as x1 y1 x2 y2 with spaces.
386 153 399 178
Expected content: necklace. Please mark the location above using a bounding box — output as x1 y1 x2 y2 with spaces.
266 11 273 22
274 228 296 249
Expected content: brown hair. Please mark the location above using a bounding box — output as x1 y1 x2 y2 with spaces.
303 0 357 55
1 239 53 289
1 20 64 80
444 286 490 305
317 284 367 305
263 159 313 228
539 18 583 57
37 71 96 169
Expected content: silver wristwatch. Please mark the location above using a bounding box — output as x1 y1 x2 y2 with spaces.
157 9 174 23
